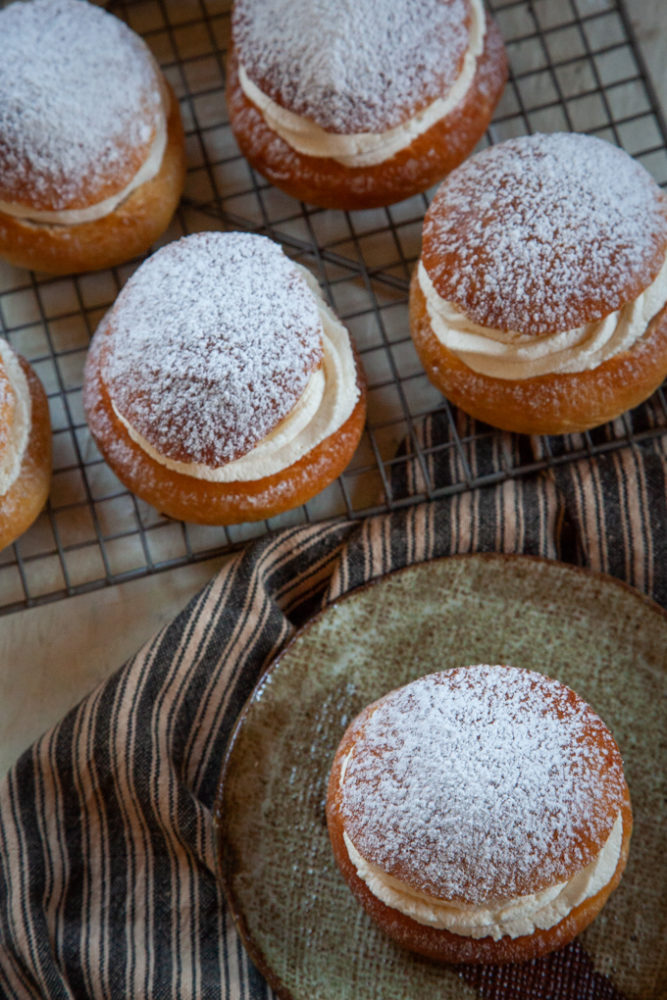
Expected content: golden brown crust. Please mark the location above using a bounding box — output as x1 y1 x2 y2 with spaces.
83 344 367 525
326 764 632 964
0 356 51 551
409 269 667 435
0 102 158 214
225 14 507 211
0 81 186 276
234 0 474 134
326 665 633 963
419 136 667 334
0 0 165 211
96 233 326 469
330 665 626 905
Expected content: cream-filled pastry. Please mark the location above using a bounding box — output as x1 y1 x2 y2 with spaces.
410 132 667 434
227 0 507 210
83 232 366 524
0 339 51 551
0 0 186 275
327 665 633 964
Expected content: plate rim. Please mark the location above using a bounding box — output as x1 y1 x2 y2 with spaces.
213 551 667 1000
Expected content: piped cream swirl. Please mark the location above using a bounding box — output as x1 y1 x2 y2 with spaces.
343 813 623 941
238 0 485 168
0 80 169 227
113 269 359 483
418 255 667 379
0 340 31 497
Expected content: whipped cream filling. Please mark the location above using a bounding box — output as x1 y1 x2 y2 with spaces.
418 254 667 380
0 84 169 227
238 0 485 168
0 340 31 497
343 812 623 941
113 268 359 482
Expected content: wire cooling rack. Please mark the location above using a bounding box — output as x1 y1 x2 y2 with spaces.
0 0 666 614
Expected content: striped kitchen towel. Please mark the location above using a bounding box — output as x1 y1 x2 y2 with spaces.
0 402 665 1000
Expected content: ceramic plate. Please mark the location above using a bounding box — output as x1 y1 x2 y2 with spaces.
214 554 666 1000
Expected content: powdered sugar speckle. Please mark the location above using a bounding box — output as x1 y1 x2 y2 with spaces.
422 133 667 334
0 364 13 462
100 232 324 466
341 665 626 904
0 0 163 209
233 0 471 134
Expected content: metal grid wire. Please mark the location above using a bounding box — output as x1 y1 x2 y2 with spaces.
1 0 666 614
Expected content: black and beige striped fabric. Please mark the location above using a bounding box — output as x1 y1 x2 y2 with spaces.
1 403 665 999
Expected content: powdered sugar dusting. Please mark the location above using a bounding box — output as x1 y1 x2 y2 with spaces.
0 0 163 209
0 365 13 463
422 133 667 334
341 665 626 904
101 232 324 466
233 0 471 134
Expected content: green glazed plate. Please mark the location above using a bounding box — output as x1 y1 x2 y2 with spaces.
214 554 667 1000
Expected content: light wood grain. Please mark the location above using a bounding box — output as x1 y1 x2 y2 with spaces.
0 557 226 777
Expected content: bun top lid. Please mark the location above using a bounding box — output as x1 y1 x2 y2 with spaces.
98 232 324 468
421 132 667 335
232 0 473 134
0 0 164 211
338 664 627 904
